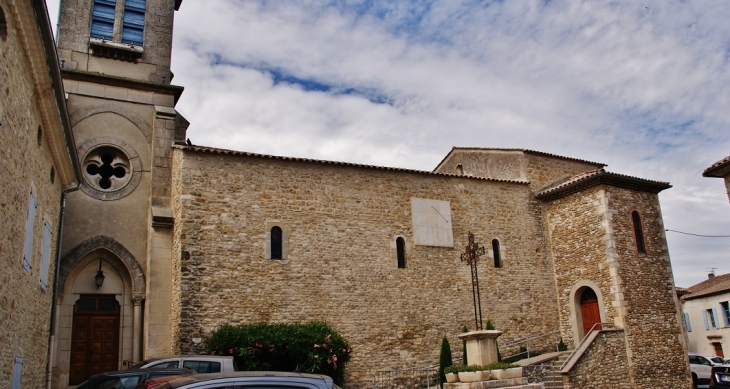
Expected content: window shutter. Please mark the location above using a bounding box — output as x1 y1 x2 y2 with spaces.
91 0 116 40
713 308 720 328
684 313 692 332
704 311 710 330
40 221 52 289
11 356 22 389
22 188 36 273
122 0 146 45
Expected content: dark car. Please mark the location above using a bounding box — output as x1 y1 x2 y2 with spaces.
75 368 193 389
711 365 730 388
155 371 336 389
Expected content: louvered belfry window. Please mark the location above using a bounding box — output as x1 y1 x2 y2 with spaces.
90 0 116 41
122 0 146 45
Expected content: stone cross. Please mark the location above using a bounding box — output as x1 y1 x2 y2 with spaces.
461 231 486 331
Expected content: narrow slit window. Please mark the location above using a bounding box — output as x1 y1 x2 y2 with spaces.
492 239 502 268
270 226 282 260
122 0 146 45
396 237 406 268
631 211 646 254
90 0 116 41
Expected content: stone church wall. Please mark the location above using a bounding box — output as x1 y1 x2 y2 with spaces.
606 187 691 388
0 1 66 386
171 148 562 387
544 184 691 387
563 330 631 389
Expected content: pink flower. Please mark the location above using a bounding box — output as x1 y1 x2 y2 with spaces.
314 355 319 359
229 349 234 354
333 356 337 362
314 344 320 348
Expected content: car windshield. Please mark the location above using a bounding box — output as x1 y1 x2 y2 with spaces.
130 359 157 369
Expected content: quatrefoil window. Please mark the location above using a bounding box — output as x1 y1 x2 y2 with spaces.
82 146 132 191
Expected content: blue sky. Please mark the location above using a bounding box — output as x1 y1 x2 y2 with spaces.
46 0 730 288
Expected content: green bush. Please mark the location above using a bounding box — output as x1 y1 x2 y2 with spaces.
484 362 519 370
438 336 453 388
558 338 568 352
205 322 351 385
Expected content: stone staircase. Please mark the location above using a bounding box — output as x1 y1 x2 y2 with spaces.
542 352 569 389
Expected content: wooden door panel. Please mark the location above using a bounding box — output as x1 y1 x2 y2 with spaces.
581 300 601 335
69 296 120 385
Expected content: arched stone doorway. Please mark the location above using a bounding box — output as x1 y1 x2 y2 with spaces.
569 281 607 344
579 288 601 335
53 236 146 388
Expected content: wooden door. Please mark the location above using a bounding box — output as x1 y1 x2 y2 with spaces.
581 300 601 335
69 295 120 385
715 343 725 358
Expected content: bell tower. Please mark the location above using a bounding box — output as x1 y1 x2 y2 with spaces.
52 1 187 387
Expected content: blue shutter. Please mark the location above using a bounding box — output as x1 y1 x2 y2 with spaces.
11 357 22 389
22 188 36 273
122 0 146 45
704 311 710 330
91 0 117 40
684 313 692 332
713 309 720 328
40 221 52 289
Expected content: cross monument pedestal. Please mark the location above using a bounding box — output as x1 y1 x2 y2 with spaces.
458 330 503 366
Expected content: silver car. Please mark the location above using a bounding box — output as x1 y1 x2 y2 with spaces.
156 371 336 389
130 355 237 374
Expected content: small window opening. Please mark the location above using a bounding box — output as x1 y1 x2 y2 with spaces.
37 126 42 146
396 237 406 268
86 151 127 189
492 239 502 268
270 226 282 260
0 6 7 42
50 166 55 184
456 164 464 175
631 211 646 254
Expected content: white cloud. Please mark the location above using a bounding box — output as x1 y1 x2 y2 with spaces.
46 0 730 287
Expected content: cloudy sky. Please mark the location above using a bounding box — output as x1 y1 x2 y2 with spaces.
46 0 730 288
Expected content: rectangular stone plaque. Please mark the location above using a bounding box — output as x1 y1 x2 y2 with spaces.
411 198 454 247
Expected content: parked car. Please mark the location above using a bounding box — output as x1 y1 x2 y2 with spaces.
134 374 187 389
711 364 730 388
690 353 714 388
710 356 726 365
130 355 237 374
153 371 336 389
75 368 193 389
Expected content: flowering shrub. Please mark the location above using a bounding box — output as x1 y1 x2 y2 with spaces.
205 322 351 385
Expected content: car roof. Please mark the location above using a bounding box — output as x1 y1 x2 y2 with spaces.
141 355 234 363
92 368 193 377
163 371 333 389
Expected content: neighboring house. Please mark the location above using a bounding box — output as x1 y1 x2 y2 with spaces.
1 0 695 388
681 273 730 358
704 155 730 203
0 0 81 388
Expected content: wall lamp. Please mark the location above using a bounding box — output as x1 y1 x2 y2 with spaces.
95 258 105 289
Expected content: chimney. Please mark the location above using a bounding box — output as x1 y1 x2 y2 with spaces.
709 273 716 279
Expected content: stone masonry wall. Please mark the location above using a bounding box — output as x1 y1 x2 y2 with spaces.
607 187 691 388
565 330 631 389
170 149 562 388
543 186 619 347
57 0 176 83
0 2 67 387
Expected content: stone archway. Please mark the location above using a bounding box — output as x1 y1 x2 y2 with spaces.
56 236 146 387
69 103 153 143
59 235 145 297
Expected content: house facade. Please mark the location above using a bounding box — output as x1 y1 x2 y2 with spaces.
0 0 80 388
681 273 730 358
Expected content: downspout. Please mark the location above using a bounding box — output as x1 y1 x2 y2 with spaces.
46 185 80 389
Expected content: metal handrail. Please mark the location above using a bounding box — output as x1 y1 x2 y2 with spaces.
559 322 613 371
501 330 561 360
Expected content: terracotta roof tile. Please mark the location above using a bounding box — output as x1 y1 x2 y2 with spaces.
174 144 529 184
535 168 671 201
681 273 730 301
703 155 730 177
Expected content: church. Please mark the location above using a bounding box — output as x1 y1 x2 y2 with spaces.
0 0 693 388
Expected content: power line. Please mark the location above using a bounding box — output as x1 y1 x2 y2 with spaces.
665 229 730 238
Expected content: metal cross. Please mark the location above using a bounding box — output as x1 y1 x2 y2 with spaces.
461 231 486 331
